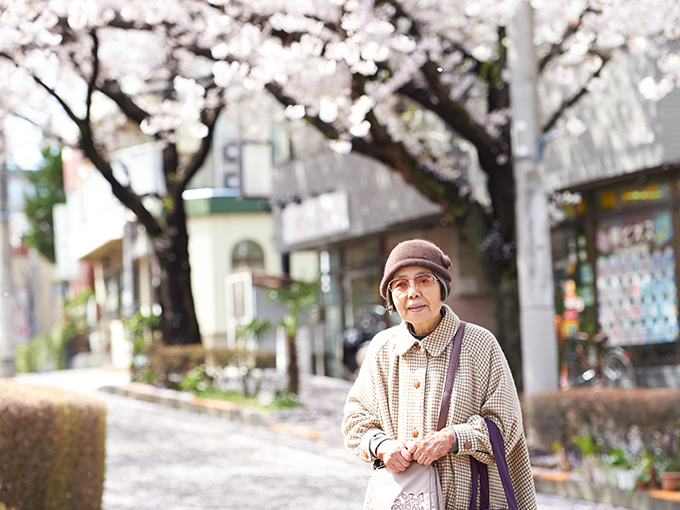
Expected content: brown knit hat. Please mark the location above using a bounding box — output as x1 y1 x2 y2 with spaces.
380 239 453 299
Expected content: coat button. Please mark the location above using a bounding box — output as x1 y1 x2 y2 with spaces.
414 381 420 389
464 442 471 450
414 344 421 351
412 429 419 438
364 451 369 459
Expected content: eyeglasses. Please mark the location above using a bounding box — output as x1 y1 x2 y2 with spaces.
388 274 438 296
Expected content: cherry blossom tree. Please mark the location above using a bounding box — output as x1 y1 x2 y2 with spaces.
1 0 678 363
0 1 234 345
219 0 679 376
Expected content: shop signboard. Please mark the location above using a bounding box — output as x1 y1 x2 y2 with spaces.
281 190 350 247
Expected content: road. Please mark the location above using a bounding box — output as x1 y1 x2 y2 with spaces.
13 369 631 510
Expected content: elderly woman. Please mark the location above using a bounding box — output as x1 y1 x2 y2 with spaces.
342 239 537 510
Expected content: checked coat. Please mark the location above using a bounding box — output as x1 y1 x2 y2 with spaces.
342 305 537 510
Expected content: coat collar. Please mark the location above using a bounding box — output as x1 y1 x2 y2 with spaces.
394 304 461 357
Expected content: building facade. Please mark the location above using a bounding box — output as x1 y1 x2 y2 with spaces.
271 150 494 378
53 103 313 369
544 52 680 387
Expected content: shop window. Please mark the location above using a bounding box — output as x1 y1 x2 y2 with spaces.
595 210 678 346
552 227 596 341
344 239 380 268
232 240 265 270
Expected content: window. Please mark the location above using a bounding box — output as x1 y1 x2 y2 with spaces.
232 240 265 270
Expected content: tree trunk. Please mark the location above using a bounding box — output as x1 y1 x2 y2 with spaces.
458 156 523 389
152 195 201 346
286 332 299 394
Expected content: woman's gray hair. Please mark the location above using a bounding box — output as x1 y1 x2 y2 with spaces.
384 272 451 313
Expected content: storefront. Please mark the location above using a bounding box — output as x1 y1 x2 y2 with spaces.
552 166 680 386
273 151 493 378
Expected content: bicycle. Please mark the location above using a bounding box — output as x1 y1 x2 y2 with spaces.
566 331 637 388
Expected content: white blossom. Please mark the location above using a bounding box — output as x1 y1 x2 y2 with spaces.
319 97 339 123
349 120 370 137
391 35 417 54
361 41 390 62
630 123 655 145
317 59 337 75
189 123 209 139
638 77 674 101
284 104 306 120
329 139 352 154
565 117 587 137
351 59 377 76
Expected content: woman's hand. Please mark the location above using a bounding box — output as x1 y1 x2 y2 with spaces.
376 440 413 472
407 428 456 466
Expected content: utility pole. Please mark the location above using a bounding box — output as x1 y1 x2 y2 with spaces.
0 118 16 377
509 2 559 396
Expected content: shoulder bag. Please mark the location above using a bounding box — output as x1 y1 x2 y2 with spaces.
468 419 520 510
369 322 466 510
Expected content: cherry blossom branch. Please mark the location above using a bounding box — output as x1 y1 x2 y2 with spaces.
266 74 480 222
86 30 100 127
401 60 496 151
264 82 342 140
79 133 163 236
4 112 75 149
180 104 225 188
386 0 491 82
264 79 398 169
28 71 85 130
99 80 151 125
542 53 611 133
0 51 83 131
364 108 490 225
0 53 163 236
538 6 600 73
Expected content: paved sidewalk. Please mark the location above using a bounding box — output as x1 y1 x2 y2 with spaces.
11 368 653 509
98 368 354 448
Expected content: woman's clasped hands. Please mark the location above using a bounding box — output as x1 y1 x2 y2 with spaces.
376 428 456 472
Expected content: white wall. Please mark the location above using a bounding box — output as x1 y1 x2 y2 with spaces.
187 212 280 347
290 251 319 282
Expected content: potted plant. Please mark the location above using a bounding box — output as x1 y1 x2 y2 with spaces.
633 451 659 491
656 425 680 491
661 455 680 491
572 433 602 483
605 447 635 491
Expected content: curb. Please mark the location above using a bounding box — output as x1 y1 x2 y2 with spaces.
533 471 680 510
99 383 273 427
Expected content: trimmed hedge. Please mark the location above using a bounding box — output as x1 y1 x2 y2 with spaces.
0 380 106 509
524 387 680 455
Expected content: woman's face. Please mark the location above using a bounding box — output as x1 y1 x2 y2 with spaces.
389 265 444 336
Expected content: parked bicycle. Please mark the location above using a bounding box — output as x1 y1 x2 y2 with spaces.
566 330 637 388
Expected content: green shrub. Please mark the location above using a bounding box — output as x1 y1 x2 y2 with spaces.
132 340 275 390
15 329 68 373
0 380 106 509
15 288 94 373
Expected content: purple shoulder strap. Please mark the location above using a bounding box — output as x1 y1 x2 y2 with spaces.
469 420 519 510
437 321 465 431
